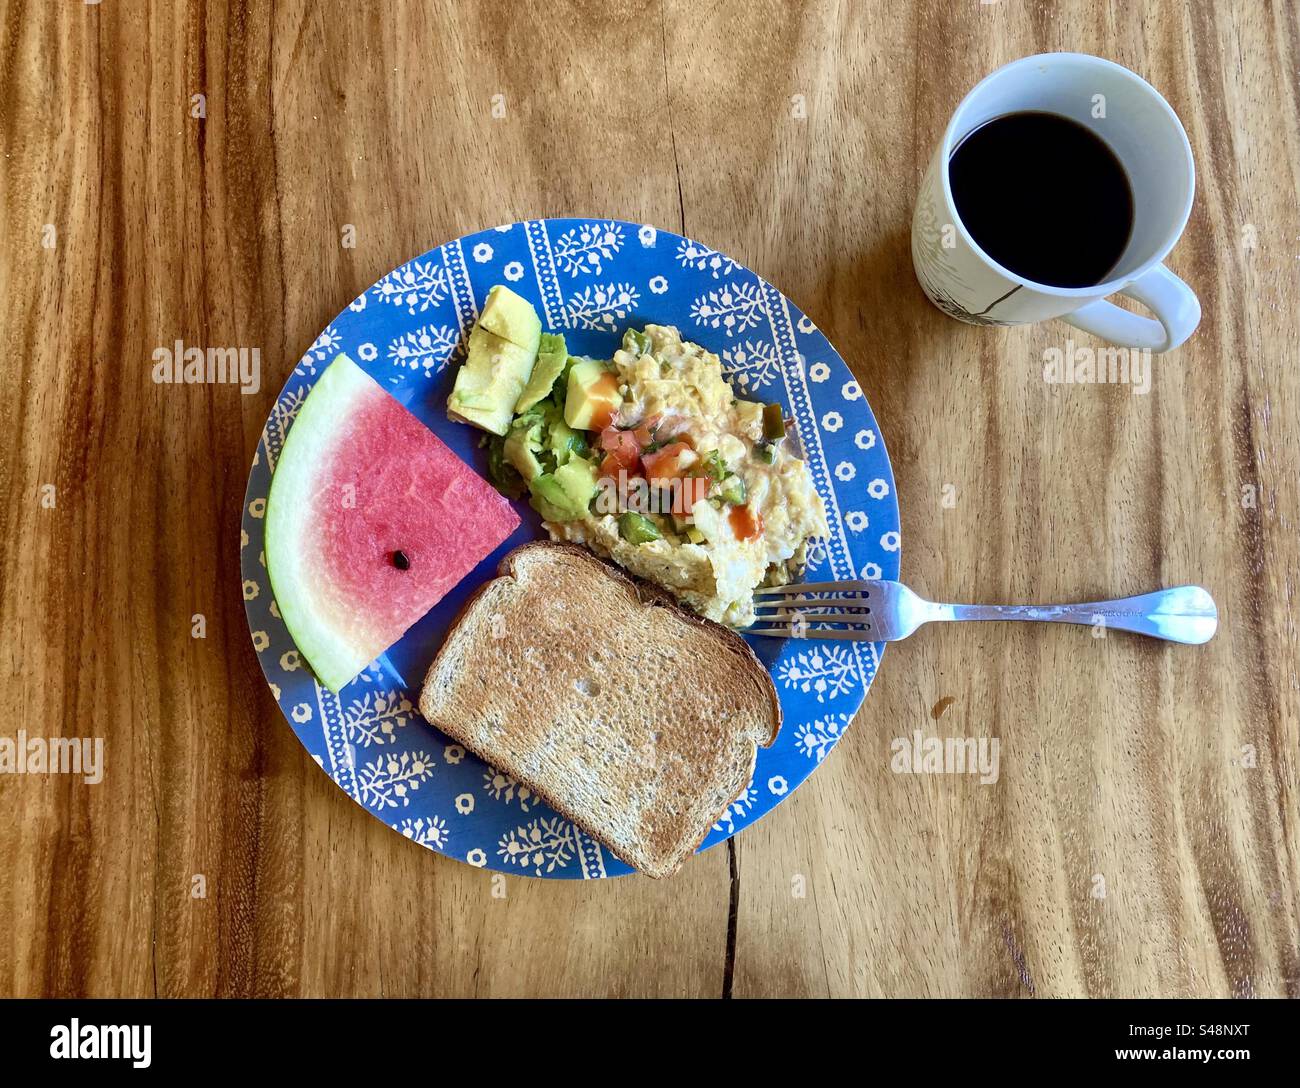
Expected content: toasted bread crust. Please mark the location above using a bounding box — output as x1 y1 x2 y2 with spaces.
418 541 781 877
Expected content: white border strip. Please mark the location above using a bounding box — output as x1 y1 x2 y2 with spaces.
525 220 567 330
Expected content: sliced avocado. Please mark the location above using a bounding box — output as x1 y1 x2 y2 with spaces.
549 355 580 409
564 357 622 432
503 427 544 481
545 409 589 467
528 456 598 523
484 433 526 499
554 455 598 510
478 284 543 351
448 325 538 436
515 333 568 413
528 475 572 523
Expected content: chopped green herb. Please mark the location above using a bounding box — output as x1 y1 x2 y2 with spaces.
715 475 747 505
698 449 728 482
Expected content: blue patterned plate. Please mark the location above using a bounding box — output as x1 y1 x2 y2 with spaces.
240 219 900 878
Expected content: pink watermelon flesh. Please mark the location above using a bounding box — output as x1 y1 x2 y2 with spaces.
266 353 520 691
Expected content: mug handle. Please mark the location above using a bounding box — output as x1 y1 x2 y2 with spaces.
1060 264 1201 354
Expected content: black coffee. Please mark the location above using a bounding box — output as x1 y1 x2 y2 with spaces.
948 111 1134 288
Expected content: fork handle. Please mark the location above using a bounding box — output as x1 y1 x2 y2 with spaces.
931 586 1217 645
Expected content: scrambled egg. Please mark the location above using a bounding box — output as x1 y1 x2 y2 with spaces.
547 324 828 626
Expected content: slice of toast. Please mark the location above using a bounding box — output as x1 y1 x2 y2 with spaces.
418 542 781 877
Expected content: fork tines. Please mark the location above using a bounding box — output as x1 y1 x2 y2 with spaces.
747 582 875 639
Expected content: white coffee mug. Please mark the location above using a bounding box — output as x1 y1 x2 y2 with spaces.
912 52 1199 353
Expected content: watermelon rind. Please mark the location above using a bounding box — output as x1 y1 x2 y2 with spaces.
265 354 383 692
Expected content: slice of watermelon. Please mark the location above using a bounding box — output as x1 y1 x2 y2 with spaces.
266 353 520 691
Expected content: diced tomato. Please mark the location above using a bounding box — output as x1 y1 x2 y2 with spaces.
616 446 642 473
595 426 639 478
599 446 639 479
641 441 696 482
631 414 664 447
589 402 619 433
599 426 640 456
729 503 764 541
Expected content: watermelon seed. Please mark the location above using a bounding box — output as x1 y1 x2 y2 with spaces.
392 550 410 570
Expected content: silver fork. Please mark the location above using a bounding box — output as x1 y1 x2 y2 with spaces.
748 580 1217 645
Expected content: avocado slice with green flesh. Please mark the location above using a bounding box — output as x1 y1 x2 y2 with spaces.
564 357 622 431
545 409 589 467
484 433 526 499
503 415 546 481
514 333 568 413
478 284 543 351
448 325 538 436
528 476 571 523
528 456 597 522
555 455 598 508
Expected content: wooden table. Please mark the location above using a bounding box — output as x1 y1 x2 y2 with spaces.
2 0 1296 998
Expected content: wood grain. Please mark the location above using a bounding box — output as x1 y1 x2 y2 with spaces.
0 0 1295 998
